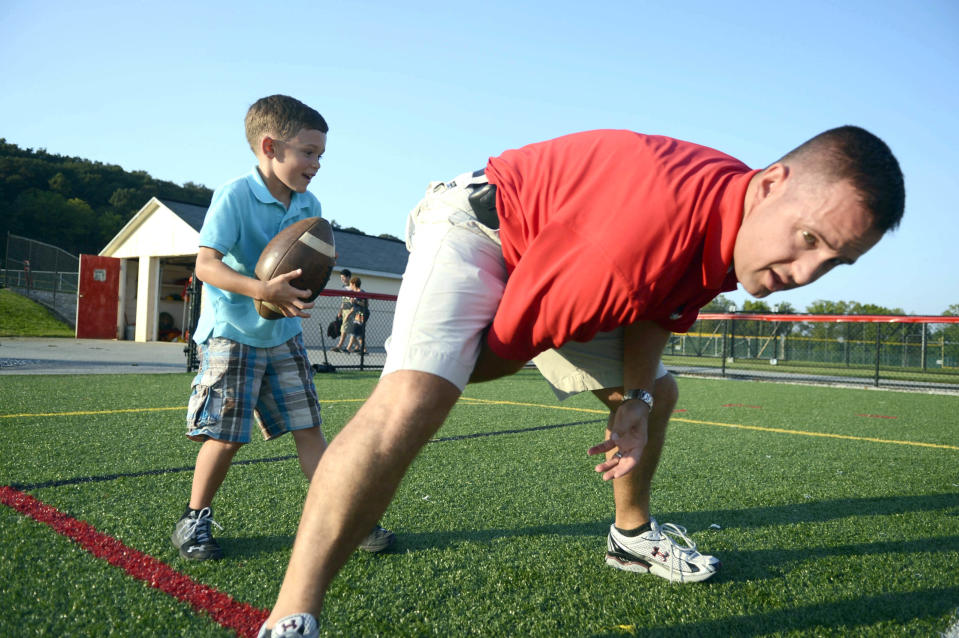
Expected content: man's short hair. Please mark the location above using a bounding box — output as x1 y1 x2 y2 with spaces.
778 125 905 233
340 269 352 279
245 95 329 152
350 276 362 288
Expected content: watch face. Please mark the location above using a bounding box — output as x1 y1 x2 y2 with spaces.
624 390 653 409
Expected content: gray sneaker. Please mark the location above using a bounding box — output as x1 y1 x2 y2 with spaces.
171 506 223 561
257 613 318 638
358 524 395 553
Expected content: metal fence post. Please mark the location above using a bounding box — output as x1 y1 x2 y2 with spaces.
721 318 729 377
874 324 882 387
921 323 927 372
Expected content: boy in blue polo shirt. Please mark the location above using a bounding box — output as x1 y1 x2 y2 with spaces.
172 94 394 562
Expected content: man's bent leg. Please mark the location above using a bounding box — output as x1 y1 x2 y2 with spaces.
265 370 461 626
469 340 527 383
592 373 678 529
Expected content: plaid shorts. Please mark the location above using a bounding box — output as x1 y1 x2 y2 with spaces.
186 335 322 443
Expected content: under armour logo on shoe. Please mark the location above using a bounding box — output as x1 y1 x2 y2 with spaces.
651 546 670 561
280 619 302 632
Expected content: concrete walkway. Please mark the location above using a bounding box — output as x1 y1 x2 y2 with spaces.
0 337 190 375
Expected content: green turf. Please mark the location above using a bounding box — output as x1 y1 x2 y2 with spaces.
1 370 957 636
0 288 74 337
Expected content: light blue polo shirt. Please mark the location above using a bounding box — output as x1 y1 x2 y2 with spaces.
192 167 323 348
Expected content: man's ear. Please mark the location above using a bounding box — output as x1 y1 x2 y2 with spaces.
759 162 790 200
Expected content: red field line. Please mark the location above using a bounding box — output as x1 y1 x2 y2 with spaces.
0 486 268 637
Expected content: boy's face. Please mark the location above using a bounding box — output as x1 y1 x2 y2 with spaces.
263 127 327 195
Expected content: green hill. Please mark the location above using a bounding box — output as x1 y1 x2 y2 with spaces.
0 139 213 258
0 288 74 337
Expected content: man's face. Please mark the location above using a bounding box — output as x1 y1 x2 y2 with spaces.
340 274 349 286
733 165 883 298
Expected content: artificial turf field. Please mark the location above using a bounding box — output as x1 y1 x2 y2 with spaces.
1 369 957 637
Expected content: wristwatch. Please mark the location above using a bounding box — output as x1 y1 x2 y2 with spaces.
622 389 654 411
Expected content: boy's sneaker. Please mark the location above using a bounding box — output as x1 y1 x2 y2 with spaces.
358 524 395 553
257 613 318 638
171 506 223 561
605 519 719 583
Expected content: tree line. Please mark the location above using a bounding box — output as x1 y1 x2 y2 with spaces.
699 295 959 351
0 139 213 257
0 140 403 258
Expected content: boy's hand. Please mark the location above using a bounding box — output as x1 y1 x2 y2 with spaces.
260 269 315 318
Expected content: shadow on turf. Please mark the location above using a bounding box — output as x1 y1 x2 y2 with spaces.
222 534 296 559
390 491 958 553
590 586 959 637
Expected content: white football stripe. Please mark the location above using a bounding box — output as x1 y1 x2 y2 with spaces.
298 231 335 258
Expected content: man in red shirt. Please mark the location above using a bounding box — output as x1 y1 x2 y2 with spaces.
259 126 904 636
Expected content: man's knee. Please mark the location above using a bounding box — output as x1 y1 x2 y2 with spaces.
653 373 678 412
469 341 526 384
592 371 678 414
359 370 461 444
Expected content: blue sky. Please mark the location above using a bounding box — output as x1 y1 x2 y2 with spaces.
2 0 956 315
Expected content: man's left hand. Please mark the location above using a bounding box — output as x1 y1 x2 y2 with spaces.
587 399 649 481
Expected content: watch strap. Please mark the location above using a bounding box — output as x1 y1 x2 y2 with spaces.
622 389 654 410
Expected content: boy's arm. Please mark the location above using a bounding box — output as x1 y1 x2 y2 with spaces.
195 246 315 318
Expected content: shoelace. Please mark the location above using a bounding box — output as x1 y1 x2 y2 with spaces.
188 506 222 544
660 523 700 557
653 522 701 583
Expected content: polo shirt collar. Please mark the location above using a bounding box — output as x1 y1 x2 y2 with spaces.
701 168 760 289
245 167 311 212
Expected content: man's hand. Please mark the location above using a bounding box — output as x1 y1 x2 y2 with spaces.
259 269 315 318
587 399 650 481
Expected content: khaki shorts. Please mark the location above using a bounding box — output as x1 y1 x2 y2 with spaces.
383 171 506 390
384 171 667 396
533 328 669 400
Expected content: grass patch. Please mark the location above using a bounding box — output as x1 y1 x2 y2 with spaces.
1 370 957 636
0 288 74 337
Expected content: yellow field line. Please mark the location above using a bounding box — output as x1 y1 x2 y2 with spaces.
670 417 959 451
458 397 959 451
1 406 187 418
6 396 954 452
0 398 366 419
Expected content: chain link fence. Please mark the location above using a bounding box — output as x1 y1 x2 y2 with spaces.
2 232 79 325
300 290 397 371
8 246 954 395
665 313 959 392
184 287 398 373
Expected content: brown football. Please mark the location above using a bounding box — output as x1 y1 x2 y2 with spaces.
253 217 336 319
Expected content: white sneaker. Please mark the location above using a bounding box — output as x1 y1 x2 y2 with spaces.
257 613 318 638
605 519 719 583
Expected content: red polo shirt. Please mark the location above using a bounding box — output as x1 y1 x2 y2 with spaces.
484 130 757 361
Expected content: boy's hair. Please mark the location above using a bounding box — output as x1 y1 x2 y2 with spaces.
340 269 352 279
777 125 905 233
350 276 362 288
245 95 329 152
